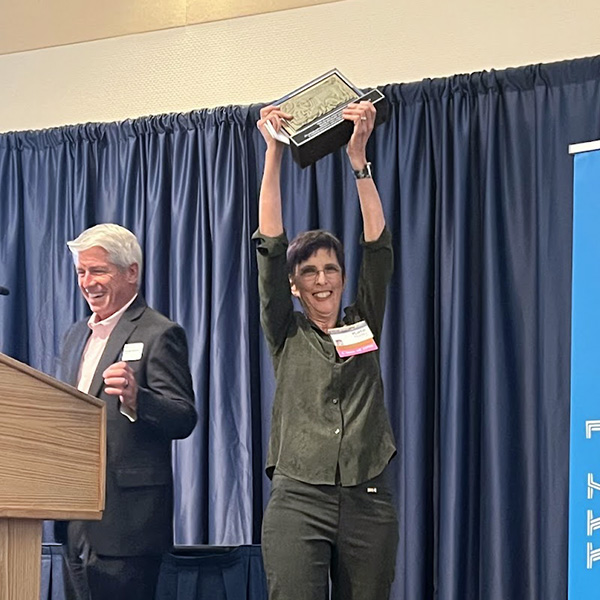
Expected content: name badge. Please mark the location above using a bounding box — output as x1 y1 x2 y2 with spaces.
328 321 378 357
121 342 144 362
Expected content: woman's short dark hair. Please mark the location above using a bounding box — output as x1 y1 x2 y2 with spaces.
286 230 345 278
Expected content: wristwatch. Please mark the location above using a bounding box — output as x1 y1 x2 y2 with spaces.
353 162 372 179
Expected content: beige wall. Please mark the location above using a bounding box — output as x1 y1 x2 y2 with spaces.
1 0 599 134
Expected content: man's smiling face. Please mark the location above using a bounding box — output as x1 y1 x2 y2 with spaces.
76 246 138 320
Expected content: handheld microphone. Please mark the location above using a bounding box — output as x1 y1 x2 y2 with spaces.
0 286 9 296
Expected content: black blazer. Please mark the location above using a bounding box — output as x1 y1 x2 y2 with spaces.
56 295 197 556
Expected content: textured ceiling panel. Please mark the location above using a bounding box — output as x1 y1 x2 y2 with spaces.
187 0 341 24
0 0 340 56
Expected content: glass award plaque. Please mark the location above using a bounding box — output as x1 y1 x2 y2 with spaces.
265 69 389 168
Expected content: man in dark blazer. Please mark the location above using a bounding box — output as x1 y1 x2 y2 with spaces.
56 223 197 600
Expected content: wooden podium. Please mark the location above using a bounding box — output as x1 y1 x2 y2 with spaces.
0 353 106 600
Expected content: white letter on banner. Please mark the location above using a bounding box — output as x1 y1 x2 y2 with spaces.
588 473 600 500
586 420 600 438
588 510 600 536
588 543 600 569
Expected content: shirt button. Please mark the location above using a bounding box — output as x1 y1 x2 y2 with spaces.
332 398 338 404
334 428 340 435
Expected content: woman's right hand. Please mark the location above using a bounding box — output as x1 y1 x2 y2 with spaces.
257 106 287 236
257 105 292 149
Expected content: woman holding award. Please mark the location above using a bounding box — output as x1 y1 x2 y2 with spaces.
254 100 399 600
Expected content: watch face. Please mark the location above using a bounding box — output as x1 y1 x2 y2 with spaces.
354 163 372 179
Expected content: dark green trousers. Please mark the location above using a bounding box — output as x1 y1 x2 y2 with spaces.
261 468 398 600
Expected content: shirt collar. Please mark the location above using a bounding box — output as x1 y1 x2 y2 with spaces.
87 293 138 331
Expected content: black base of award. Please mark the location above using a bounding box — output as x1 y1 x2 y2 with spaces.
272 69 390 169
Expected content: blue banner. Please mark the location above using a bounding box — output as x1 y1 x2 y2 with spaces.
569 147 600 597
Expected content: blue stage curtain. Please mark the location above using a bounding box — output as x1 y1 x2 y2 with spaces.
2 56 600 600
41 544 67 600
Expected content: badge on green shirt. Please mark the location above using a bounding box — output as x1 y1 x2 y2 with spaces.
328 320 378 358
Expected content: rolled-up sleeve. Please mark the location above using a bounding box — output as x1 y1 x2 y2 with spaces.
252 229 294 355
351 226 394 344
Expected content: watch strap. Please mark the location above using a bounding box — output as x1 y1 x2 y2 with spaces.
353 162 372 179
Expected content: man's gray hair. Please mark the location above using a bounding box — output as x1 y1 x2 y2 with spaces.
67 224 143 285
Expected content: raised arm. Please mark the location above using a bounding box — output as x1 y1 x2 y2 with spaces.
342 101 385 242
256 105 292 237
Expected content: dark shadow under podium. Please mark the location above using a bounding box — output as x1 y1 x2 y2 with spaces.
41 544 268 600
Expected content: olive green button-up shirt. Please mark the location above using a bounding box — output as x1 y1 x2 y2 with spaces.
253 227 397 487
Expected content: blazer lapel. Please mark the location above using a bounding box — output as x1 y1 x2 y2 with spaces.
87 296 147 398
66 323 91 386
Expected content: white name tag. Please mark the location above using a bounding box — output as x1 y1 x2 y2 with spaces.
121 342 144 362
328 320 378 357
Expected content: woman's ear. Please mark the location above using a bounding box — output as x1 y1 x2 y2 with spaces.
289 277 300 298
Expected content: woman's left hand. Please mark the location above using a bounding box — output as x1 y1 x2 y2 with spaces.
343 101 376 170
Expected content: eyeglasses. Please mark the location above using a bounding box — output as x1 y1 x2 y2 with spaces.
297 265 342 282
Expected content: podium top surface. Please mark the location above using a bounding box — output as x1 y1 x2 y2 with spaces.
0 353 103 409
